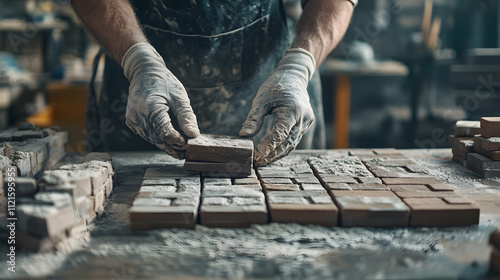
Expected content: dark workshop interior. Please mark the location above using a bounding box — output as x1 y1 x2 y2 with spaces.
0 0 499 279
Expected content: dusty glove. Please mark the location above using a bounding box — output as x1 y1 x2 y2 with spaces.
240 48 316 166
122 42 200 159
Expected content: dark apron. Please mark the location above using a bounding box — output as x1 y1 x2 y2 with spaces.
86 0 325 152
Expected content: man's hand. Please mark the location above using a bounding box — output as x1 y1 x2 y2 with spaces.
122 43 200 159
240 48 316 166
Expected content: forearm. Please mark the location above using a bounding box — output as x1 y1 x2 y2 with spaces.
71 0 147 63
291 0 354 66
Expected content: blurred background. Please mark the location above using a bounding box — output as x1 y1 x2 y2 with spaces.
0 0 498 152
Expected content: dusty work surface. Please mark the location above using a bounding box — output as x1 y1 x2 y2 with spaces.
1 149 499 280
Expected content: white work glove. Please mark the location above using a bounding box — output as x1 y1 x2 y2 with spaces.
122 43 200 159
240 48 316 166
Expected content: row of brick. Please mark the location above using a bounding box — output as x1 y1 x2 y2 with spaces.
129 150 479 230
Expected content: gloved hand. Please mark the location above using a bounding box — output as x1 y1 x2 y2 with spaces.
122 43 200 159
240 48 316 166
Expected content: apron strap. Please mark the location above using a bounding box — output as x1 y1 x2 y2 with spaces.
85 49 105 152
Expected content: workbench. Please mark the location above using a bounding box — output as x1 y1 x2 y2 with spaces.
1 149 499 280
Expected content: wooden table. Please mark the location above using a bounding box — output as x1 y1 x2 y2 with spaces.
320 59 409 148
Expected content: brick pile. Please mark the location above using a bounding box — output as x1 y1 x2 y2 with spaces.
450 118 500 178
7 153 114 251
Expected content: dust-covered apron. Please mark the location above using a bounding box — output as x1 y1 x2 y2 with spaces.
86 0 325 152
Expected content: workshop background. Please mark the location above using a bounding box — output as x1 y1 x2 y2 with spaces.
0 0 499 152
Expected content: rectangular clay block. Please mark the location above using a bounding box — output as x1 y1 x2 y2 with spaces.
403 197 479 227
184 161 252 175
466 153 500 178
330 190 410 227
474 138 500 161
129 205 198 230
267 191 338 226
186 134 253 164
474 135 500 151
455 120 481 137
481 117 500 138
199 182 267 227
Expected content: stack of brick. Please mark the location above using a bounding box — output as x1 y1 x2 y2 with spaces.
467 117 500 178
13 153 114 251
449 120 480 166
490 228 500 275
0 122 67 178
129 165 201 230
183 134 254 176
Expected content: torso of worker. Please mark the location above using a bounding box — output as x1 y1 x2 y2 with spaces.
88 0 324 152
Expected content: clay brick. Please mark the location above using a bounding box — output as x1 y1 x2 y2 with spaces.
318 175 357 184
129 205 198 230
261 178 293 185
263 184 300 192
349 183 390 191
455 120 481 137
452 154 467 166
17 204 75 238
309 156 373 177
293 176 320 185
144 166 199 178
257 170 295 178
186 134 253 164
200 186 267 228
267 191 338 226
40 170 92 200
474 139 500 161
452 138 475 158
466 153 500 178
82 152 112 164
11 151 32 176
356 177 382 184
325 183 352 190
204 178 232 186
16 231 65 252
474 135 500 151
299 184 325 191
92 190 105 215
427 183 454 191
403 197 479 227
389 185 431 192
481 117 500 138
233 178 260 185
382 177 442 185
74 196 95 224
290 166 313 174
330 190 410 227
202 168 257 178
374 159 417 167
184 161 252 175
34 192 73 208
142 178 177 186
395 191 459 199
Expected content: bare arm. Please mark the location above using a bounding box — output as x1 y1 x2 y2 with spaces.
291 0 354 66
71 0 147 63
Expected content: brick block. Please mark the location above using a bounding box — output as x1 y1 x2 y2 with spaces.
40 170 93 200
455 120 481 137
481 117 500 138
474 135 500 151
466 153 500 178
318 175 358 185
73 196 95 224
233 178 261 185
325 183 352 190
382 177 443 185
17 231 65 252
356 177 382 184
92 190 105 215
263 184 300 192
474 139 500 161
34 192 73 208
452 154 467 166
142 178 177 186
82 152 112 164
261 178 293 185
129 205 198 230
11 151 32 176
452 137 475 159
204 178 231 186
389 185 432 192
292 176 321 185
200 186 267 227
257 169 295 178
184 161 252 175
186 134 253 164
309 156 374 177
403 197 479 227
349 183 390 191
267 191 338 226
331 190 410 227
395 191 459 199
17 204 75 238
